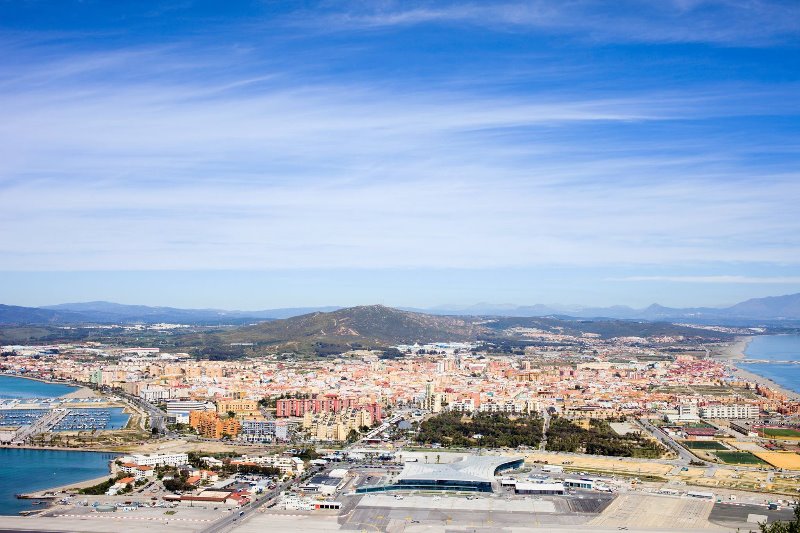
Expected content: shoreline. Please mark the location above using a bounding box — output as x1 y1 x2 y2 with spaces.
714 336 800 400
0 372 94 398
712 336 753 361
17 474 113 500
731 364 800 401
0 443 121 453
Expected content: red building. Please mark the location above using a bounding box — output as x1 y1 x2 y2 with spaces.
275 394 382 421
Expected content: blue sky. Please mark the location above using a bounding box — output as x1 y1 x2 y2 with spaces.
0 1 799 309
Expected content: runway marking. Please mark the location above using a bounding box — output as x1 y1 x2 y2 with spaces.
52 514 212 522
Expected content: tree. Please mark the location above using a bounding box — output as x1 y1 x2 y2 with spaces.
760 502 800 533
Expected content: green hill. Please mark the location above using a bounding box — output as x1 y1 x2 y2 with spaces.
181 305 488 356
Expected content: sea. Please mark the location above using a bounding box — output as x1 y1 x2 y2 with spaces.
739 334 800 394
0 448 117 515
0 375 118 515
0 374 77 398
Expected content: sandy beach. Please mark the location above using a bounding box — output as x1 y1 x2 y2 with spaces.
730 365 800 401
712 337 800 400
712 336 753 360
21 474 113 498
62 386 100 399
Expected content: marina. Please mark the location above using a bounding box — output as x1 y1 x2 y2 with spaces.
0 407 130 431
53 407 129 431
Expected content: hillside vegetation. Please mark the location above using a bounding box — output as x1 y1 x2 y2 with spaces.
180 305 487 356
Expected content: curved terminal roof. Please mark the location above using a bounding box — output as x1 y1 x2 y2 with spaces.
398 455 523 484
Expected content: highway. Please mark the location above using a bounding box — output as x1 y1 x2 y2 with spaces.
637 418 697 464
110 389 169 435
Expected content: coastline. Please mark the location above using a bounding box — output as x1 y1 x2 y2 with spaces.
0 448 117 515
712 336 753 361
0 443 121 452
731 365 800 401
713 336 800 400
1 372 96 398
18 474 112 499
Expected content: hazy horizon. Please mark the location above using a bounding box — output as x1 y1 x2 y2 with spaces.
1 277 796 312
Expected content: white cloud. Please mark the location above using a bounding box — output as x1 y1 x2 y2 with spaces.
0 43 798 271
613 276 800 284
308 0 800 46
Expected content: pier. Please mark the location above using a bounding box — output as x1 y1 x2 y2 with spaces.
9 409 69 445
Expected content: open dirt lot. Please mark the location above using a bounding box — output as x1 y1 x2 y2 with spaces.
524 452 673 477
754 452 800 470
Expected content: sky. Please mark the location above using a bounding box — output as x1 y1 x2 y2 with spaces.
0 0 799 310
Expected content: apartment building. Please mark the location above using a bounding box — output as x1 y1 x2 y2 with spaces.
122 452 189 467
189 410 241 439
238 419 295 443
302 408 373 442
275 395 382 422
699 403 759 419
216 398 260 418
236 454 304 475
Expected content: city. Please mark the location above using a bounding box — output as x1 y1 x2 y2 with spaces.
1 0 799 531
1 302 800 531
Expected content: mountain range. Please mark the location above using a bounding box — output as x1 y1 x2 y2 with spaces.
0 292 799 326
410 293 800 322
0 302 339 326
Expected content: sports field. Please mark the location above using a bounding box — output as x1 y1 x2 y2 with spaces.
715 451 768 465
760 427 800 438
681 440 727 450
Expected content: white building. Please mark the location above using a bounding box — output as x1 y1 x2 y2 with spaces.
449 399 476 412
664 403 700 422
241 455 305 475
138 385 171 402
699 404 758 419
479 401 525 414
123 452 189 467
119 463 155 479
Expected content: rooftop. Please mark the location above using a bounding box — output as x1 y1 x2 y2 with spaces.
398 456 523 484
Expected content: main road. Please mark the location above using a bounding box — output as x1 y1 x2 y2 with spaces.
637 418 697 464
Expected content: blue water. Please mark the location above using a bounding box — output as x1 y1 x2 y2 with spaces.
739 334 800 394
0 375 77 399
0 376 123 514
0 448 116 515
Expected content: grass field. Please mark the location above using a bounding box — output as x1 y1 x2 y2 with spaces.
715 451 768 465
760 427 800 438
681 440 727 450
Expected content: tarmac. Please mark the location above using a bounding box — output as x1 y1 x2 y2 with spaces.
2 488 796 532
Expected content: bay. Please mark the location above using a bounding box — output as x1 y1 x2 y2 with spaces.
0 376 117 514
0 374 77 399
0 448 116 515
739 334 800 394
